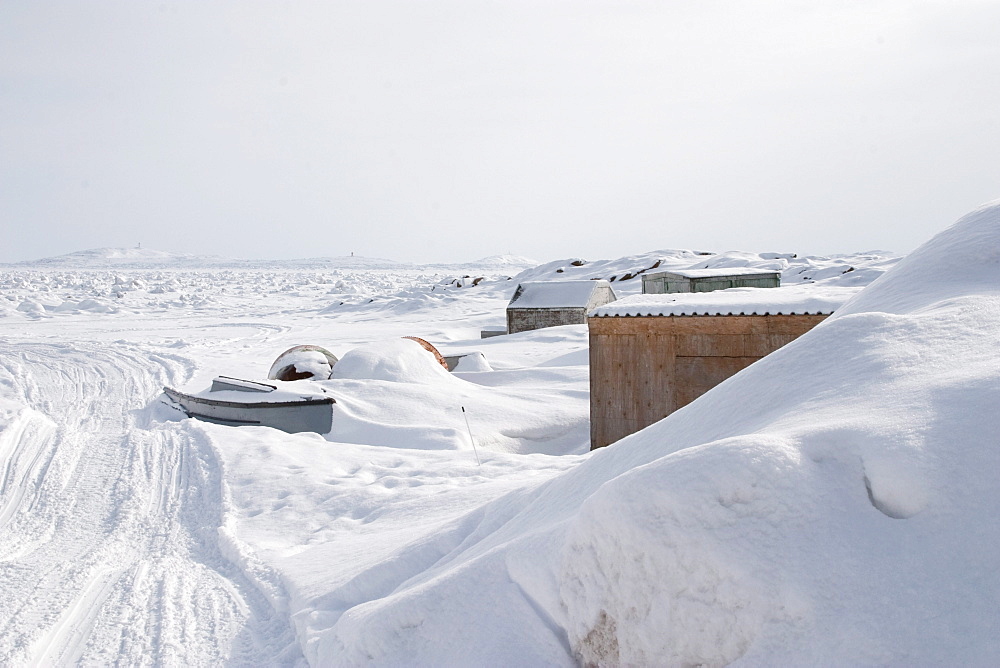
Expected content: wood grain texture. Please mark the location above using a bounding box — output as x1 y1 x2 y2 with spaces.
589 313 827 449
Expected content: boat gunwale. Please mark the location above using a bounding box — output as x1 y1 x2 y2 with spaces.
163 386 336 410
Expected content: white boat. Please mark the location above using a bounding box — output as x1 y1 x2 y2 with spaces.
162 376 335 433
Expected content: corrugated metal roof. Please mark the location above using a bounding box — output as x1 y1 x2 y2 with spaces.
590 286 860 317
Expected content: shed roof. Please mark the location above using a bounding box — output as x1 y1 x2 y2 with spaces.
509 280 611 309
590 285 860 317
647 267 781 280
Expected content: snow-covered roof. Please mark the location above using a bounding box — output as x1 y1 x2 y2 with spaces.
648 267 781 279
591 285 860 317
509 280 611 309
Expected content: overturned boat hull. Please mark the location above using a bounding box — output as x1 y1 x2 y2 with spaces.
162 386 335 434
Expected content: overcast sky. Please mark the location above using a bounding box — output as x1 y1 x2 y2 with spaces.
1 1 998 263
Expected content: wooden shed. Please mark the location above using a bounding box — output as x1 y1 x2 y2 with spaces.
588 287 858 449
642 268 780 294
507 280 616 334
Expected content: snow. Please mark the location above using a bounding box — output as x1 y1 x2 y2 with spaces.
550 200 1000 664
509 280 611 308
451 351 492 373
649 266 780 278
467 254 539 268
3 249 414 271
184 381 330 405
592 285 860 317
330 338 453 383
507 248 896 297
2 206 999 666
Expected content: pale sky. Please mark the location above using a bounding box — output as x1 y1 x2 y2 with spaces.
2 1 998 263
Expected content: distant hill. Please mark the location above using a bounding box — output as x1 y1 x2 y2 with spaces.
423 254 540 272
471 254 539 267
275 255 415 270
8 248 411 270
7 247 540 272
15 247 228 268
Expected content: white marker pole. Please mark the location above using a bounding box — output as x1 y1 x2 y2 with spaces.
461 406 482 467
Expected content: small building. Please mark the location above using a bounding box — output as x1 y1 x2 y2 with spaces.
642 268 781 294
588 286 858 449
508 280 617 334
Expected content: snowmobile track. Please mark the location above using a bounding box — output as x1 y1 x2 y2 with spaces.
0 342 303 666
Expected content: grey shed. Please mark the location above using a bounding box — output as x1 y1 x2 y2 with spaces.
507 280 616 334
642 268 780 294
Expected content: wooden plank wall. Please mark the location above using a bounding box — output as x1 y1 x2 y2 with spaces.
589 314 827 449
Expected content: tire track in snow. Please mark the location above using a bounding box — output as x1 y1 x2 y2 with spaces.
0 409 58 533
0 342 303 665
33 565 127 666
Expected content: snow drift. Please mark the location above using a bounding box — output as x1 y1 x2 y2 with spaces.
310 201 1000 665
331 339 451 384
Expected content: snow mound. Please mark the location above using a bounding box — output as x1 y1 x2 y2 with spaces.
558 199 1000 664
331 338 454 384
452 351 492 372
313 200 1000 665
834 199 1000 317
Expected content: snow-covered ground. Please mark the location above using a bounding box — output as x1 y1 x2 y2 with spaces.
0 213 996 665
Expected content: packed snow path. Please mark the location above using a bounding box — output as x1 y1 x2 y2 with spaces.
0 342 302 665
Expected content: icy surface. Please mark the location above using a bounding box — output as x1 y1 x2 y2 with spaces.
3 219 997 667
592 285 860 317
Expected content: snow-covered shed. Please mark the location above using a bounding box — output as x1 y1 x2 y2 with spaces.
642 267 780 294
588 286 857 449
507 280 616 334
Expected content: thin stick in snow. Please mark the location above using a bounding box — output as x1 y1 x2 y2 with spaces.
461 406 482 467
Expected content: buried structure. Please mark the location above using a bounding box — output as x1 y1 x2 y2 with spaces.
641 267 781 294
269 345 339 381
507 279 616 334
588 286 859 449
163 337 454 434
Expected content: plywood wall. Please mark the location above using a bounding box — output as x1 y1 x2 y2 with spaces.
589 314 827 449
